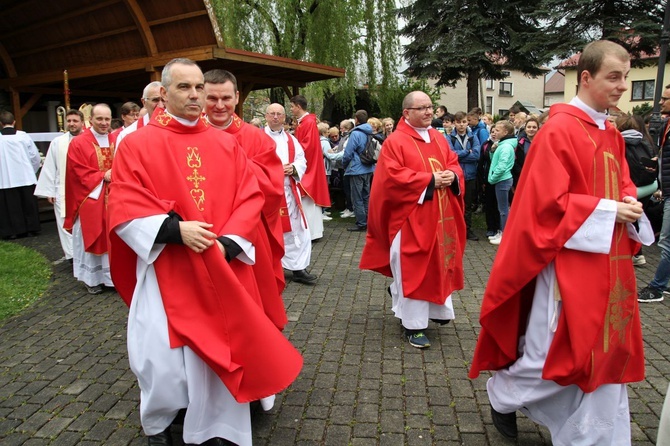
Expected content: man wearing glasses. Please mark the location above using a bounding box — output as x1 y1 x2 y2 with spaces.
116 81 164 146
360 91 466 349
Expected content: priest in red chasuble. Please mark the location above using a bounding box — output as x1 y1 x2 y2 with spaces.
360 91 466 350
64 103 116 295
469 41 654 444
108 58 302 446
203 69 287 330
290 94 331 240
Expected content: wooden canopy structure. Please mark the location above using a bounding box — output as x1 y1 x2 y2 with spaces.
0 0 345 127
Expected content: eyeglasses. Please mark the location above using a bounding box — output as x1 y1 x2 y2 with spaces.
406 105 434 112
144 97 162 103
661 97 670 102
266 112 285 117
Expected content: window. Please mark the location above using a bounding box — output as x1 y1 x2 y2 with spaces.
485 79 494 90
501 70 511 78
631 80 655 101
498 109 509 118
485 96 493 114
499 82 513 96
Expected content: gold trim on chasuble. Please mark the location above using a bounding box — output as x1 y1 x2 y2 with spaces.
94 143 114 171
411 135 456 270
577 118 634 355
186 147 206 211
94 142 114 206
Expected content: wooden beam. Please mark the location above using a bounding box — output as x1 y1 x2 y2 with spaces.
282 86 292 99
3 0 120 39
0 42 17 78
148 10 208 27
238 74 307 89
14 86 139 99
214 47 345 78
19 94 42 117
122 0 158 56
0 46 216 89
12 26 137 59
9 88 21 129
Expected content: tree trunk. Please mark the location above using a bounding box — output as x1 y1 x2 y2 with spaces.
270 87 285 106
466 69 479 111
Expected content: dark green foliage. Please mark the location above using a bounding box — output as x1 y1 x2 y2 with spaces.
399 0 557 109
534 0 665 65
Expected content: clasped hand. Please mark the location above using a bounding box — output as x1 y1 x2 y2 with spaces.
615 197 644 223
433 170 454 189
178 221 225 255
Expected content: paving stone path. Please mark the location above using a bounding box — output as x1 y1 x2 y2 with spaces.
0 219 667 445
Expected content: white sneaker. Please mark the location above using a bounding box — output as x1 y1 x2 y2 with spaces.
323 210 331 216
340 209 355 218
322 214 332 221
489 232 502 245
488 230 502 240
632 255 646 266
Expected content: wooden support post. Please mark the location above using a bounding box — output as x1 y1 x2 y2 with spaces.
9 87 21 129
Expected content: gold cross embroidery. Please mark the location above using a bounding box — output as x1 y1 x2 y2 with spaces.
186 147 206 210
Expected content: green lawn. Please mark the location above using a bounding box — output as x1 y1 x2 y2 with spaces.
0 241 51 321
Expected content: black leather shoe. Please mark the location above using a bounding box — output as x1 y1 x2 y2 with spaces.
292 269 317 284
147 426 173 446
430 318 451 326
467 231 479 241
491 406 517 439
347 225 367 232
201 437 237 445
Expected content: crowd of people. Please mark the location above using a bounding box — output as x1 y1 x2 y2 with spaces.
0 38 668 445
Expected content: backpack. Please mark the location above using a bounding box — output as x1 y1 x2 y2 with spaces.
354 129 382 165
511 138 526 185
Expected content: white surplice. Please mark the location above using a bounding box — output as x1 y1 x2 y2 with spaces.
0 130 40 189
265 127 311 271
34 132 74 259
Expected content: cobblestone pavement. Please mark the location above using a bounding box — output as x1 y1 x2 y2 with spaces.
1 219 668 445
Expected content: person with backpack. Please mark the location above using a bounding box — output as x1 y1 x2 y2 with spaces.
450 111 481 241
616 114 659 267
343 110 376 231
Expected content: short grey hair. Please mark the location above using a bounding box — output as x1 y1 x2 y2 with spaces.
161 58 199 88
142 81 162 99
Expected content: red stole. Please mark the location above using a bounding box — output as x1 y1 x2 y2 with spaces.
469 104 644 392
360 119 466 304
293 113 331 207
279 134 307 233
108 108 302 402
64 127 116 254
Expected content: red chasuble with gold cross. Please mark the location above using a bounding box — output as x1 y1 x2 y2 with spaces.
108 108 302 403
360 118 466 304
223 114 288 330
64 127 116 254
469 104 644 392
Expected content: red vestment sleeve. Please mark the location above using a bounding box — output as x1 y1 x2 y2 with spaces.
294 113 331 207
